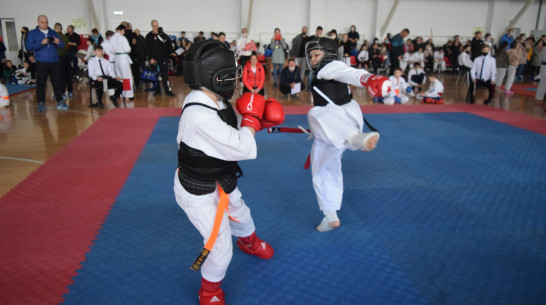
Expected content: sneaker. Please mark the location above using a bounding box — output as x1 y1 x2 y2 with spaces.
166 91 176 97
37 102 46 112
57 102 70 110
504 90 514 95
290 94 299 100
198 288 225 305
237 234 274 259
88 103 98 108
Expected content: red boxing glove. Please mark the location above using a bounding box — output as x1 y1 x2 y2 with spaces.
236 92 266 131
360 74 392 98
261 98 285 130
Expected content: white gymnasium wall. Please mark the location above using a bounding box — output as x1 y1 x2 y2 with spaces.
2 0 546 61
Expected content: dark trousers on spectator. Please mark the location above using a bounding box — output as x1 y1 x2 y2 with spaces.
279 83 305 95
239 55 251 70
389 55 400 76
69 51 78 76
467 79 495 104
36 61 64 104
59 54 73 94
156 58 171 94
92 78 123 103
242 86 264 96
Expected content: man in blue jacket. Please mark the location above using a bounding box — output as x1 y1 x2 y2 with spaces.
26 15 68 112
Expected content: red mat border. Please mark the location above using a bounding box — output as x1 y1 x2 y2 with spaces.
0 105 544 305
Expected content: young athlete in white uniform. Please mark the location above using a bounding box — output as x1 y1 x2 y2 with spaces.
174 40 284 305
384 67 412 105
305 38 391 232
110 24 133 101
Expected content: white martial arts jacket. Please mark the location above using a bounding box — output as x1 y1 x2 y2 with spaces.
177 90 257 161
424 79 444 98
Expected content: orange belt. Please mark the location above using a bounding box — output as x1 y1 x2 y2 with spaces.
190 184 237 271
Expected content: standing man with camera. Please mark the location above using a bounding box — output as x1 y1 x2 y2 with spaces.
26 15 68 112
146 19 175 96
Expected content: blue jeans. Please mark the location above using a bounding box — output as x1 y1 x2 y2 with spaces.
272 63 282 85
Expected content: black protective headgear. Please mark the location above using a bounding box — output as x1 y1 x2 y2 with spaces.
305 37 340 72
184 40 239 100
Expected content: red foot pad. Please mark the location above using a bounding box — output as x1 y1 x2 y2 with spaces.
237 233 274 259
199 288 226 305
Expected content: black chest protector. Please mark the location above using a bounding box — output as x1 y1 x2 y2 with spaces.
178 101 242 195
311 77 353 107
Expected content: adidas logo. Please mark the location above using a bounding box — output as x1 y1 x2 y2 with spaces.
210 296 222 302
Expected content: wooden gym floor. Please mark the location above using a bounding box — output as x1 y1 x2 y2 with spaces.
1 70 545 198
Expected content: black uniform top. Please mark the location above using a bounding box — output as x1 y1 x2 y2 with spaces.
67 32 80 53
146 31 172 60
471 38 485 60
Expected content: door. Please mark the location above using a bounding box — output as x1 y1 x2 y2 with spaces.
0 19 19 64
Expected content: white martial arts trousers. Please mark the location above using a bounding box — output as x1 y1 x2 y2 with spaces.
173 172 255 282
308 100 363 212
114 54 134 99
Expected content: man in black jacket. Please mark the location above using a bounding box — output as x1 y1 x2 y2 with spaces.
66 25 80 85
131 29 147 88
146 20 175 96
471 31 484 60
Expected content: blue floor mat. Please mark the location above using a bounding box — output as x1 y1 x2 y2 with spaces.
5 83 35 95
63 113 546 305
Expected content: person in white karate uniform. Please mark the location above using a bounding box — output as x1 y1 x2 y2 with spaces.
174 40 283 305
110 24 133 101
383 67 412 105
305 37 391 232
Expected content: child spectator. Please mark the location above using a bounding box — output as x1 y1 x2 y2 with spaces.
370 43 383 73
494 41 509 88
357 44 369 69
504 41 520 95
408 62 426 92
434 48 446 73
400 49 415 72
381 67 412 105
3 60 18 84
414 48 425 69
84 37 95 62
87 44 123 108
468 45 496 104
16 61 35 85
418 74 444 104
279 58 304 99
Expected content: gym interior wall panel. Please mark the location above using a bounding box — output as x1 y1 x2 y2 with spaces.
323 0 376 41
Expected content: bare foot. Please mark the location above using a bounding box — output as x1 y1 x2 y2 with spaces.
365 135 379 151
316 219 341 232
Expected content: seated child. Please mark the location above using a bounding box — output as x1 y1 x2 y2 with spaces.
417 74 444 104
380 67 412 105
407 62 426 92
434 49 446 72
357 44 369 69
3 60 18 85
87 44 123 108
16 61 35 85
